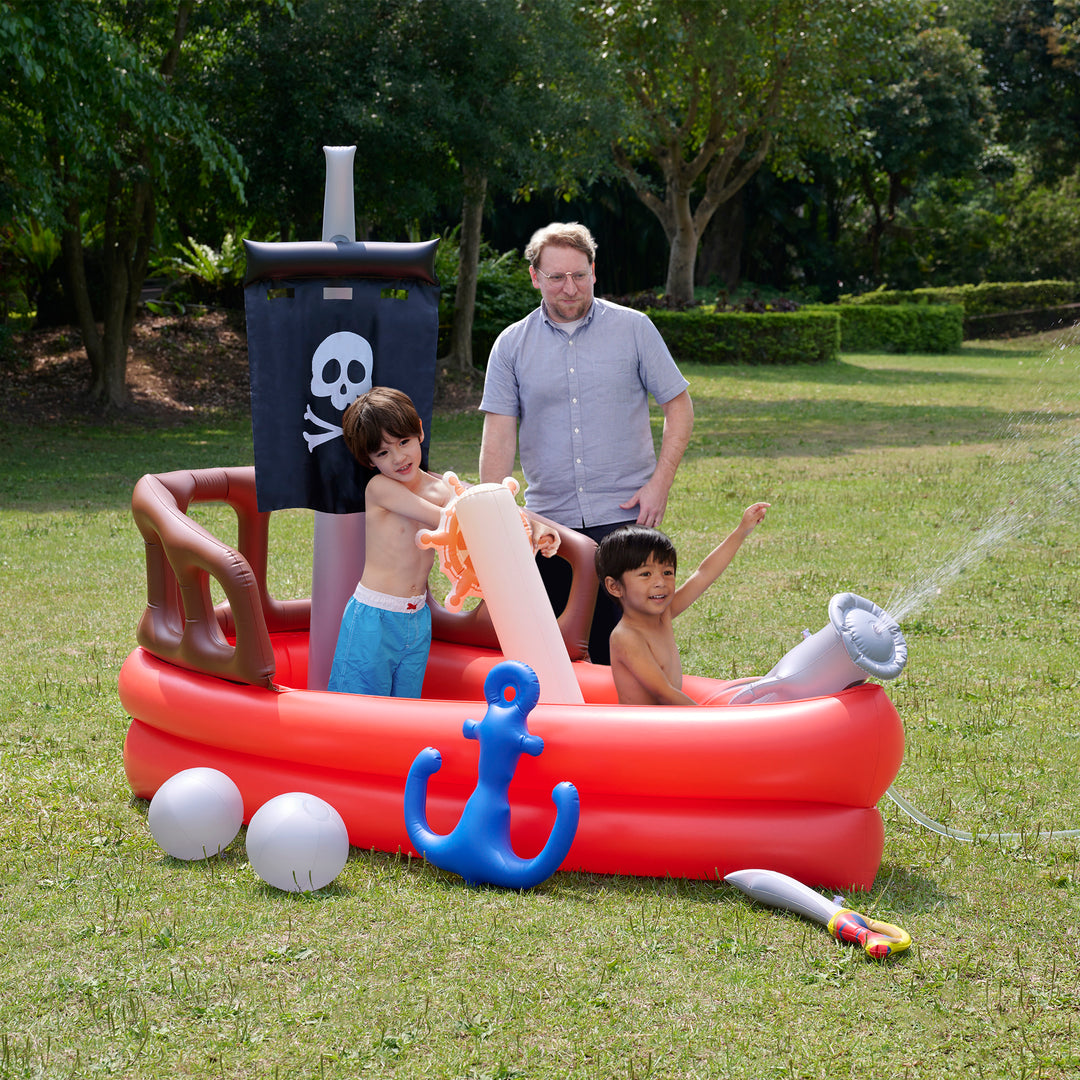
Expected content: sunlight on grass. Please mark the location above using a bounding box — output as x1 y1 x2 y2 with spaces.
1 334 1079 1077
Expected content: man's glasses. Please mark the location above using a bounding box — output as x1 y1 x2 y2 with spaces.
534 268 591 286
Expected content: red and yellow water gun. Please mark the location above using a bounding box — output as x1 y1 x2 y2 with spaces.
725 868 911 960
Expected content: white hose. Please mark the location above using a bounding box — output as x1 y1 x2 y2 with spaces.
885 785 1080 842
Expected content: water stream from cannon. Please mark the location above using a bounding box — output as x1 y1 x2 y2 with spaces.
885 334 1080 624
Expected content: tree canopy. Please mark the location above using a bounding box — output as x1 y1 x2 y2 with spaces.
1 0 245 408
587 0 911 304
3 0 1079 401
855 25 994 280
209 0 608 369
953 0 1080 183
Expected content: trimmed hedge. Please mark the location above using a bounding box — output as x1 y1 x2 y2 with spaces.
839 279 1080 318
647 308 840 365
826 302 965 353
646 302 959 361
964 303 1080 338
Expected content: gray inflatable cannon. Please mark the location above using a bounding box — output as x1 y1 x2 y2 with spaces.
728 592 907 705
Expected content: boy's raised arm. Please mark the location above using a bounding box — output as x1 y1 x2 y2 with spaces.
671 502 770 617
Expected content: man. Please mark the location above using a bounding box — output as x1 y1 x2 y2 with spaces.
479 222 694 664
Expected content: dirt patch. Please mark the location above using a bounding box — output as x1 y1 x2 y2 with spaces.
2 309 485 427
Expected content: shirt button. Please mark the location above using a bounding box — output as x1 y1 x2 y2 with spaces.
576 458 581 464
569 367 575 373
572 397 577 403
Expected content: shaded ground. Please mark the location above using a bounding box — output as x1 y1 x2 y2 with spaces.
2 309 485 427
6 309 1071 430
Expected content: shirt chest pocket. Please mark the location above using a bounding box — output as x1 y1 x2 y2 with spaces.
580 353 642 404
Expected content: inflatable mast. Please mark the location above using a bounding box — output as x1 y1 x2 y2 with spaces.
311 146 362 692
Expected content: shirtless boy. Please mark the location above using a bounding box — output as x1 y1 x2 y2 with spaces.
594 504 770 706
329 387 558 697
327 387 453 697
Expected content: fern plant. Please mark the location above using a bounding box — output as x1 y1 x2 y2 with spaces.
166 226 250 289
157 223 257 307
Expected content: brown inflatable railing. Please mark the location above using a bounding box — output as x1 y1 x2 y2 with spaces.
131 466 598 688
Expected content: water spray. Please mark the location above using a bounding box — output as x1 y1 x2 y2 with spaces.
881 373 1080 840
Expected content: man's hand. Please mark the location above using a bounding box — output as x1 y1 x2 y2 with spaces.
619 477 670 528
620 390 693 528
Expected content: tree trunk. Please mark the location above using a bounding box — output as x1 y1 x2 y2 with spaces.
61 0 188 411
616 143 758 307
860 169 886 284
663 184 699 305
696 192 744 293
443 165 487 372
79 165 156 409
60 198 108 397
614 37 791 307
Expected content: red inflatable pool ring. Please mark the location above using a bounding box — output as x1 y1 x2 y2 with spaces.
119 467 906 891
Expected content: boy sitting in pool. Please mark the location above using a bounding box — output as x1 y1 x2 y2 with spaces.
595 503 770 706
329 386 558 698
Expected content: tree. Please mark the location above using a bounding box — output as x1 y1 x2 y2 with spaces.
207 1 402 244
854 26 993 283
0 0 244 409
393 0 613 370
213 0 609 372
585 0 912 305
951 0 1080 183
339 0 609 371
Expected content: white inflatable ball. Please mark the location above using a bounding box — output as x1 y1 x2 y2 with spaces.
148 767 244 860
245 792 349 892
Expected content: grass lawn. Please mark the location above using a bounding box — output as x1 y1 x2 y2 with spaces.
1 329 1078 1078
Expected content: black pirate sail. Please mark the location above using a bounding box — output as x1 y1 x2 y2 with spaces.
243 238 440 514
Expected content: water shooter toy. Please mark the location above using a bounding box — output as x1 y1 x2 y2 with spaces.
725 867 912 960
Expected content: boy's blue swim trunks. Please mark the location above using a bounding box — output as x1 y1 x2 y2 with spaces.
328 583 431 698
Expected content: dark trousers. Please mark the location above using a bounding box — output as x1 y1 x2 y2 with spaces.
535 520 632 666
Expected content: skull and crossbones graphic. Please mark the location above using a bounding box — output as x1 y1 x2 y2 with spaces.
303 331 373 451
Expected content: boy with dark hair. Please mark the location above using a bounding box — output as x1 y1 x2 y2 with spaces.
328 387 453 697
330 386 560 698
595 503 770 706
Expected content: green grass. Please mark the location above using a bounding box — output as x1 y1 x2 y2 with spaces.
2 330 1080 1078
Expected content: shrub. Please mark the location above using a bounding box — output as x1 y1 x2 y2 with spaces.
825 302 964 353
612 287 802 314
154 224 256 309
1004 172 1080 280
838 280 1080 318
607 289 696 312
647 308 840 365
1 217 62 316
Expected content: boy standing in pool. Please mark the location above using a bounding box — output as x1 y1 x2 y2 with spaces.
330 387 559 698
328 387 452 697
595 503 770 706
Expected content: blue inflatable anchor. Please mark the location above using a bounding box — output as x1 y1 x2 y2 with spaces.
403 660 580 889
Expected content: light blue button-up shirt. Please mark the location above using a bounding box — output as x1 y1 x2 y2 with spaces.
480 297 689 527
